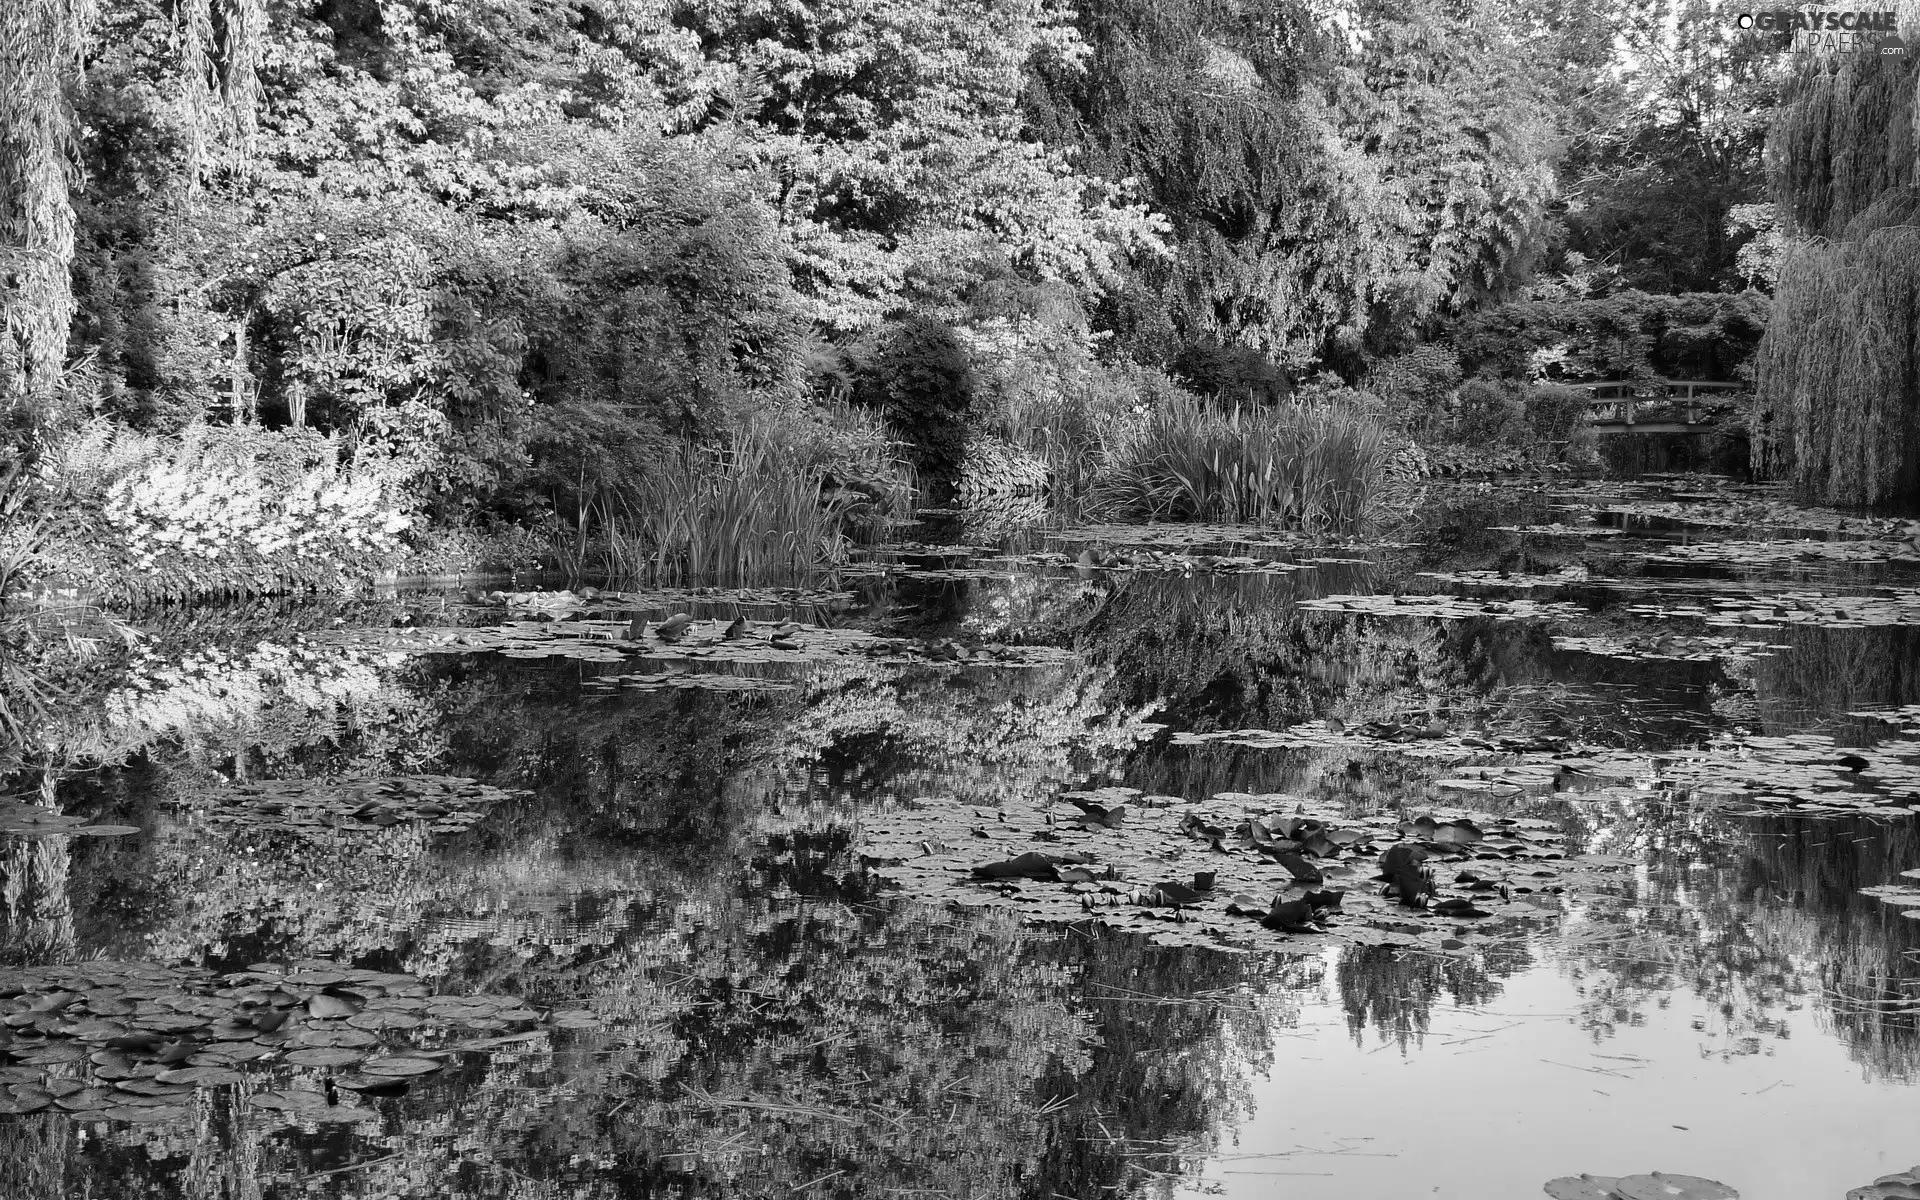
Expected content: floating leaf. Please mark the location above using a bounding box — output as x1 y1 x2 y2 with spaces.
1612 1173 1739 1200
1273 852 1323 886
283 1047 366 1068
358 1057 442 1077
153 1067 245 1086
1543 1176 1625 1200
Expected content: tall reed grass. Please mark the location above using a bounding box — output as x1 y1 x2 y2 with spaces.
1092 393 1389 532
600 429 853 585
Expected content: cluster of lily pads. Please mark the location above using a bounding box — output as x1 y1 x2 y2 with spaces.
1625 591 1920 630
0 959 598 1124
1640 538 1920 568
475 586 854 617
1299 593 1590 622
0 801 139 839
314 619 1074 671
857 786 1632 952
1417 568 1594 590
176 774 520 837
1549 633 1788 665
1172 720 1920 817
839 562 1015 583
1488 523 1625 538
1014 548 1310 576
1578 494 1918 539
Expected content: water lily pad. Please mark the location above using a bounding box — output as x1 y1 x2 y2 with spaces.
358 1056 442 1077
1544 1177 1625 1200
153 1066 245 1086
1613 1173 1739 1200
248 1089 331 1111
97 1104 191 1123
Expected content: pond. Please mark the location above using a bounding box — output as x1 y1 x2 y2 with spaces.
6 476 1920 1200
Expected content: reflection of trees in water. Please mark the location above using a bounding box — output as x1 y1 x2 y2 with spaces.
1068 569 1718 757
1553 807 1920 1081
1336 943 1524 1052
0 647 1295 1197
0 772 75 964
1079 576 1478 736
1750 624 1920 734
0 896 1286 1200
1743 814 1920 1081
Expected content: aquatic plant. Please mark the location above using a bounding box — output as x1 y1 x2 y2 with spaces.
604 429 850 585
1092 393 1390 532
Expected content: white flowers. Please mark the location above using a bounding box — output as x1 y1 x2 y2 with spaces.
101 440 412 568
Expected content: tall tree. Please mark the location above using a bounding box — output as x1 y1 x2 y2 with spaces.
1555 0 1781 293
1752 32 1920 503
1024 0 1557 371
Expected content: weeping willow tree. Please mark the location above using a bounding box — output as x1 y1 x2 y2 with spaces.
0 0 262 435
1752 28 1920 503
176 0 264 189
1753 217 1920 503
0 0 89 423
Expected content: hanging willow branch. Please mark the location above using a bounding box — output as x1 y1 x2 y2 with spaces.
175 0 219 192
0 0 89 418
1753 225 1920 505
175 0 265 190
1754 13 1920 502
219 0 263 171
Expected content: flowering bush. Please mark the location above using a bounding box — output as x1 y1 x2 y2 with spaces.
36 420 419 603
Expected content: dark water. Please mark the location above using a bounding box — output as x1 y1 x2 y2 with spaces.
6 477 1920 1199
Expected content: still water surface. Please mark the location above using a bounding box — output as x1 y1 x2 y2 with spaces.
6 477 1920 1198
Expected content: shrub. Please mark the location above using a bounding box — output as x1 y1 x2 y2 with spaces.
1525 384 1589 443
852 315 976 493
1451 379 1527 445
1092 391 1390 532
1366 346 1463 439
1168 343 1293 406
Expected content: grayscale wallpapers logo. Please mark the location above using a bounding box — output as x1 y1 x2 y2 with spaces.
1734 10 1907 54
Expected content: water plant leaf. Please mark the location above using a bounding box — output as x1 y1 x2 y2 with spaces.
358 1057 442 1077
153 1067 244 1086
1613 1174 1739 1200
306 994 360 1020
1274 852 1323 885
973 852 1070 880
1544 1177 1626 1200
282 1047 366 1068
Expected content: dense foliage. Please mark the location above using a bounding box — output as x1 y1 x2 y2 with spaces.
1753 42 1920 504
0 0 1816 599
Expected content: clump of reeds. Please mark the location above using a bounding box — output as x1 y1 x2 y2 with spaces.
1091 392 1389 532
604 426 853 585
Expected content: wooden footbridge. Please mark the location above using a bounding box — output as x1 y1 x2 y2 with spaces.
1576 378 1749 435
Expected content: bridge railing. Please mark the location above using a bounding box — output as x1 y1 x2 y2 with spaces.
1572 379 1749 429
